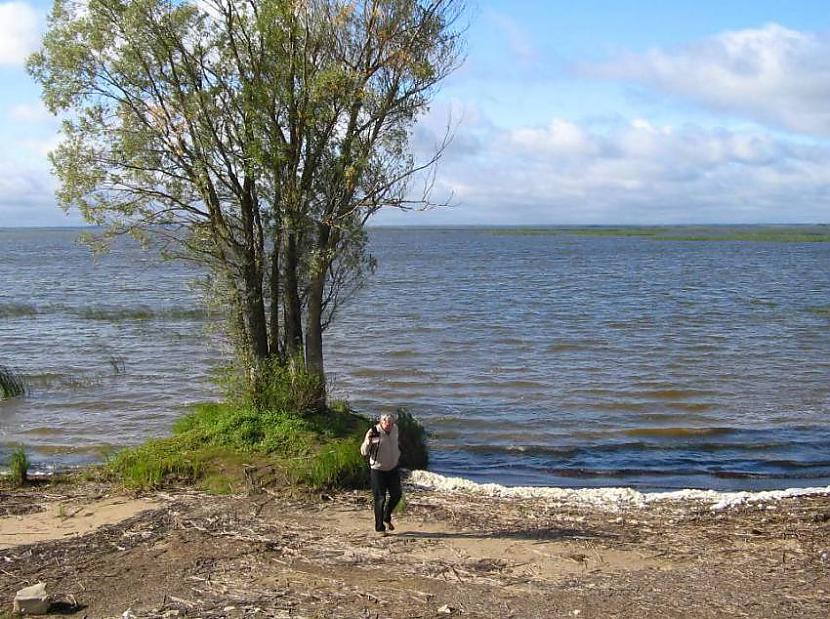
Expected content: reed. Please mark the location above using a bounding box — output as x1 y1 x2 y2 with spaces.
0 303 38 318
0 365 26 399
8 447 29 487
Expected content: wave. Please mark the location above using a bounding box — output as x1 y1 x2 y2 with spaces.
636 388 718 400
407 470 830 510
20 427 62 436
386 350 419 358
437 436 829 461
546 340 606 353
543 466 830 481
623 427 733 438
570 386 718 400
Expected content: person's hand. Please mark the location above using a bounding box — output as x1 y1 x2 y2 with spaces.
365 428 375 442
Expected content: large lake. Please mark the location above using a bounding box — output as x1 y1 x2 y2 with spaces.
1 226 829 490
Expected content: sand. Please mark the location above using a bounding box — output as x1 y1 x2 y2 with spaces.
0 473 828 617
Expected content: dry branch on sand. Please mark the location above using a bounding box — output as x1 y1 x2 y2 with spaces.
0 480 828 618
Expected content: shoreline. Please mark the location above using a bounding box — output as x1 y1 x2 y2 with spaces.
9 464 830 507
408 470 830 511
2 473 829 617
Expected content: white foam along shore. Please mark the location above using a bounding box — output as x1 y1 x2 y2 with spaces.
407 470 830 512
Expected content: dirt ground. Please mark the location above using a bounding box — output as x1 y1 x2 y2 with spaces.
1 477 829 618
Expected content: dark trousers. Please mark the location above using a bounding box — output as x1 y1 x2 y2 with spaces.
370 467 402 531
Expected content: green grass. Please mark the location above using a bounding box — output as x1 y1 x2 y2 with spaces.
8 447 29 487
108 401 429 492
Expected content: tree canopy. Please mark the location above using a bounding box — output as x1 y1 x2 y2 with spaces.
29 0 464 408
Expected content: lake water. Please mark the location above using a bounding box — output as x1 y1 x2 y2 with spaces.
1 227 829 491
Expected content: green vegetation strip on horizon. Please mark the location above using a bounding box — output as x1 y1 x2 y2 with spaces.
491 226 830 242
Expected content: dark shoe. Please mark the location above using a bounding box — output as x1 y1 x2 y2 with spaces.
375 525 386 534
384 519 395 531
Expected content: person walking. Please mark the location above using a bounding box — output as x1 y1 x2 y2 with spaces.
360 413 401 534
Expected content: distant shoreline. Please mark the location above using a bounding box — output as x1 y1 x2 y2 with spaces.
2 222 829 231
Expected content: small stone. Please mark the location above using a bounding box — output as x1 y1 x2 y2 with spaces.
13 582 50 615
437 604 455 615
572 611 582 616
819 550 829 563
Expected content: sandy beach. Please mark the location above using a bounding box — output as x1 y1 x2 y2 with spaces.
1 472 829 618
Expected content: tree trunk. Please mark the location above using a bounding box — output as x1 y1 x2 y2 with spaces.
304 223 330 407
268 218 282 362
305 260 325 363
241 257 269 360
305 263 326 407
239 183 269 361
283 231 304 358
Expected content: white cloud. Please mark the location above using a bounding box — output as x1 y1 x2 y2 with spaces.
384 113 830 225
0 2 41 66
0 158 59 226
8 102 51 123
487 11 539 64
582 24 830 136
509 119 598 156
19 133 61 156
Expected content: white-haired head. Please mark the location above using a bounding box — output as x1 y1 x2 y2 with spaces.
379 413 395 432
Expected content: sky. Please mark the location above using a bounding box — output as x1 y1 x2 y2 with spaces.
2 1 830 226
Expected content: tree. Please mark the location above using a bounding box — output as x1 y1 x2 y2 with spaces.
29 0 464 409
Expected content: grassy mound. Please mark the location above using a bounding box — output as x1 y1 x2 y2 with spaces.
108 402 429 492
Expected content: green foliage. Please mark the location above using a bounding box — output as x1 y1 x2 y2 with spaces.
217 356 326 415
8 447 29 487
28 0 464 395
253 357 325 414
395 409 430 470
0 365 26 399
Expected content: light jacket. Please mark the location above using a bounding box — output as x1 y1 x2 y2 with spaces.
360 423 400 471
